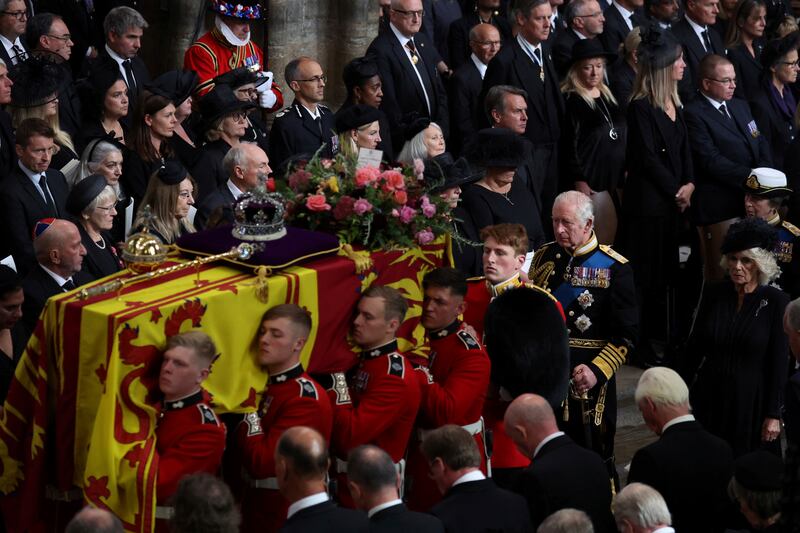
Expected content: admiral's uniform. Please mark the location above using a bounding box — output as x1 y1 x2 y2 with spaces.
406 320 491 511
268 100 337 171
767 213 800 298
529 232 638 478
155 390 226 526
326 340 421 507
237 364 332 533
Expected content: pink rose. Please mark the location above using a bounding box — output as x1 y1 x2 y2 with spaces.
398 205 416 224
355 166 381 188
288 169 312 191
415 228 435 245
306 194 332 212
420 196 437 218
381 170 406 191
394 190 408 205
353 198 373 215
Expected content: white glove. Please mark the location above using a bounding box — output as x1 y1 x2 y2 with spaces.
256 70 273 92
256 71 276 108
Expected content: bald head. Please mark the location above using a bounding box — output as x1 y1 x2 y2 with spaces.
65 507 124 533
276 426 329 481
33 219 86 277
504 394 559 458
469 23 502 64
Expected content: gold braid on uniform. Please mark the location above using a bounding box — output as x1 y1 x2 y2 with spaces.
591 343 628 381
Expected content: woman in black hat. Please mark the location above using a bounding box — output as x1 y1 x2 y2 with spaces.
461 128 545 252
65 174 124 281
561 39 626 245
341 56 393 161
683 217 788 457
334 104 383 159
725 0 767 102
77 57 129 153
751 32 799 170
0 265 23 403
214 65 271 155
132 161 197 245
397 118 447 165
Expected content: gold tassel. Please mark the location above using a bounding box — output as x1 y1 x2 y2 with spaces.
337 243 372 274
253 265 272 303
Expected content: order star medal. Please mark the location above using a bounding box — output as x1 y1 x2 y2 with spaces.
577 290 594 310
575 314 592 333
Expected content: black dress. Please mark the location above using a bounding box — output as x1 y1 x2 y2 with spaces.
686 281 789 457
727 41 764 102
78 224 123 281
122 150 163 209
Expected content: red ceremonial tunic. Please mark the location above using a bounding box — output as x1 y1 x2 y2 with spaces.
237 364 333 533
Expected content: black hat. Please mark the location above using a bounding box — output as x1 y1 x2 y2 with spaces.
637 22 682 70
404 115 431 141
342 57 379 90
156 160 188 186
467 128 529 169
735 450 784 491
66 174 109 216
148 70 199 107
0 264 20 295
197 84 256 132
761 32 800 70
569 38 617 66
334 104 383 134
744 167 793 198
423 152 484 193
9 55 62 108
213 65 267 91
721 217 779 254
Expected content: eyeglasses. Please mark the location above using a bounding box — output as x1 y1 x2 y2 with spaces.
46 34 72 42
707 77 737 85
296 75 327 84
1 10 27 19
473 39 502 47
392 8 425 18
229 111 248 121
95 204 117 212
577 11 603 17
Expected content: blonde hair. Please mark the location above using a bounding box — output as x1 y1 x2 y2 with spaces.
560 58 618 110
720 247 781 285
630 50 683 111
133 171 196 244
11 101 76 154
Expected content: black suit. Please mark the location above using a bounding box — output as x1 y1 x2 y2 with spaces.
20 264 91 342
0 166 68 274
448 11 512 70
367 27 449 155
517 435 615 532
278 500 368 533
628 420 735 533
430 478 533 533
448 59 483 156
599 4 644 55
552 29 580 79
369 503 444 533
0 110 15 179
671 17 724 102
751 80 797 170
94 46 150 101
727 41 764 102
54 65 83 139
0 40 27 67
194 182 236 230
684 95 772 225
608 60 636 115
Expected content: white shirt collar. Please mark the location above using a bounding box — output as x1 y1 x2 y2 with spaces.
612 1 634 29
368 499 403 518
702 94 726 110
18 161 49 202
452 469 485 487
572 28 588 40
226 179 245 199
287 492 329 519
517 33 543 64
39 264 71 289
470 53 488 78
662 414 695 433
0 34 23 62
104 43 127 64
653 528 676 533
534 431 565 458
685 14 708 42
389 22 412 47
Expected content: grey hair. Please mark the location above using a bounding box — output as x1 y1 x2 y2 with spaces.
222 142 254 179
79 140 123 193
538 509 594 533
511 0 551 20
720 247 781 285
82 185 118 218
634 366 690 407
397 122 443 165
786 297 800 332
553 190 594 226
564 0 593 28
103 6 148 37
613 483 672 530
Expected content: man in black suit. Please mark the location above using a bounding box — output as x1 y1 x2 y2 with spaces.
685 54 772 280
96 6 149 102
671 0 723 101
553 0 605 78
504 394 616 532
599 0 644 55
35 0 102 77
448 0 512 70
422 424 533 533
195 143 270 230
276 426 368 533
449 23 501 155
0 0 28 66
628 367 734 533
21 218 88 340
482 0 564 213
367 0 449 156
0 59 15 178
0 118 69 274
646 0 680 29
347 444 444 532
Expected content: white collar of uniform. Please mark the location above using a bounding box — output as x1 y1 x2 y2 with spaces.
517 33 543 64
226 179 245 199
661 414 695 433
470 53 488 78
301 103 321 120
452 469 485 487
39 263 71 289
287 492 329 519
612 0 634 28
572 231 598 257
658 21 671 29
368 499 403 518
702 93 726 111
766 212 781 226
534 431 564 458
215 14 251 47
685 14 708 42
390 22 413 48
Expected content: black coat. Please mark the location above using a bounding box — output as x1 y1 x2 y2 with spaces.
684 95 772 225
671 18 724 102
20 264 91 342
191 139 232 204
785 370 800 447
628 420 735 533
0 109 15 179
367 29 450 155
369 503 444 533
120 150 161 209
599 4 644 55
430 478 533 533
608 60 636 115
94 47 150 102
76 224 123 282
268 101 336 173
448 11 512 70
448 59 483 156
194 182 236 230
750 79 797 171
727 41 764 102
552 29 580 79
278 500 368 533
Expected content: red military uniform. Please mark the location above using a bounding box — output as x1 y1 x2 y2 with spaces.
328 339 421 507
183 26 283 108
406 320 491 511
463 274 527 341
237 364 333 533
155 389 226 528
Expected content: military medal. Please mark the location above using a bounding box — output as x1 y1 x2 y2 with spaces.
577 290 594 309
540 69 545 82
411 54 419 65
575 314 592 333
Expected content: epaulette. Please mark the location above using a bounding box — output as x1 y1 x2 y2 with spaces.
297 377 319 399
274 107 290 118
783 220 800 237
388 353 405 378
537 241 556 252
197 404 220 426
243 411 263 436
457 329 481 350
319 103 330 112
599 244 629 264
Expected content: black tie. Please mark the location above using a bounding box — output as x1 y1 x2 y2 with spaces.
314 116 322 136
62 279 76 291
533 47 542 64
123 59 137 96
719 103 731 120
39 174 57 215
702 29 714 53
406 38 434 116
11 44 24 64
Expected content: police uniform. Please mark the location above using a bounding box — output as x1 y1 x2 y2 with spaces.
268 100 337 171
155 389 226 527
766 212 800 298
237 364 333 533
326 339 421 507
529 232 638 478
406 320 491 511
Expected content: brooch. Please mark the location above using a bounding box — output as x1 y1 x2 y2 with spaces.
577 290 594 310
575 314 592 333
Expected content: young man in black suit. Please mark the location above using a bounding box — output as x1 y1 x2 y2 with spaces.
628 367 734 533
599 0 644 55
0 118 69 274
422 424 533 533
684 54 772 281
367 0 450 155
504 394 616 532
670 0 724 101
275 426 368 533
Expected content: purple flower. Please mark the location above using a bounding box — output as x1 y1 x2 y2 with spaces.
353 198 373 215
416 228 435 245
399 206 416 224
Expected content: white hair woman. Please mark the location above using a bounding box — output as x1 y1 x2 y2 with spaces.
79 139 130 242
685 217 789 456
397 119 445 164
